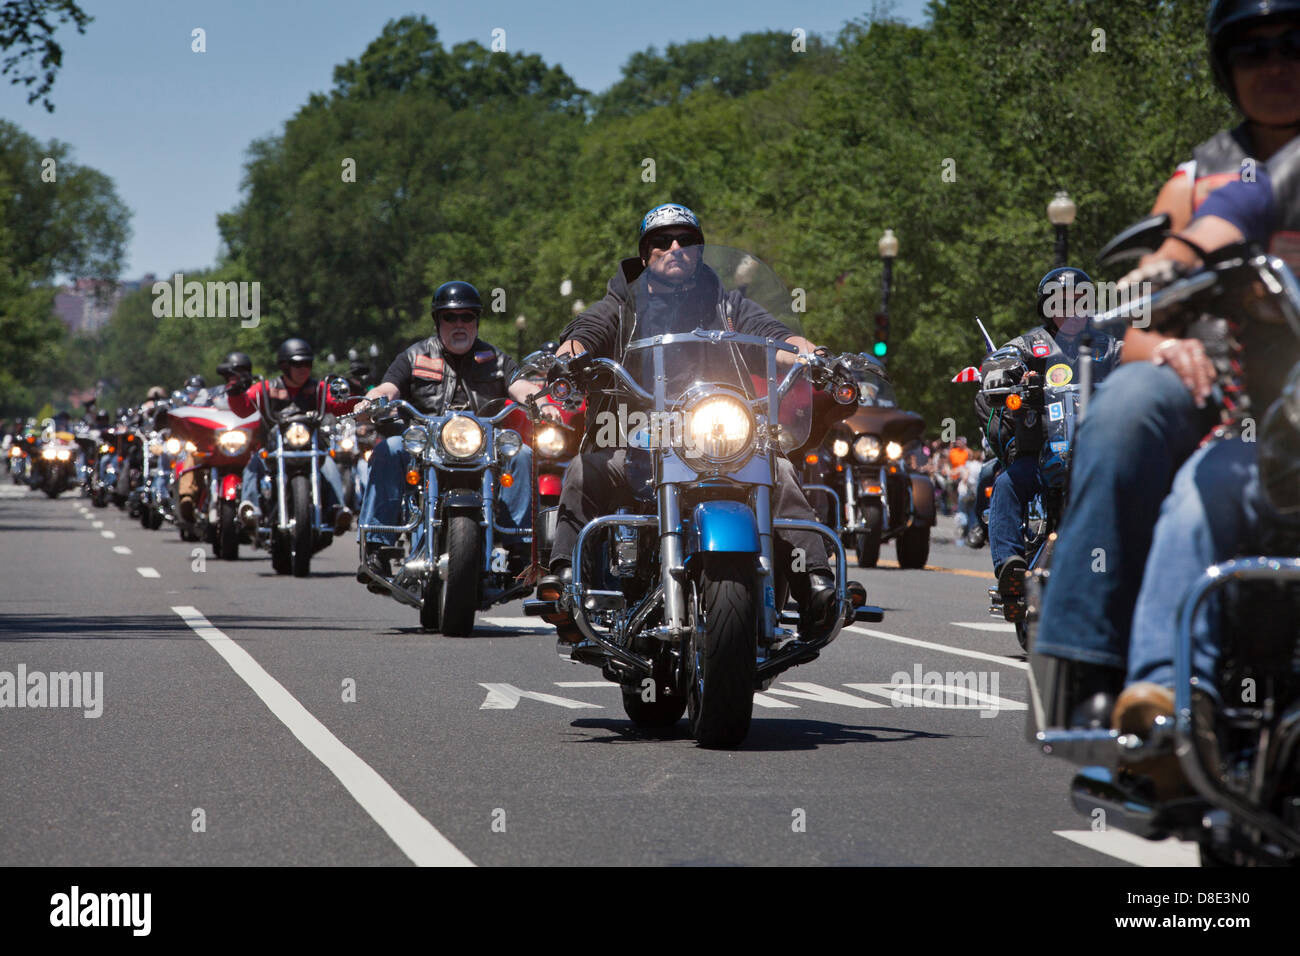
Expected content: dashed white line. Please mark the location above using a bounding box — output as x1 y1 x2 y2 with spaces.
849 626 1028 670
100 530 115 539
91 520 103 528
112 546 131 555
172 605 473 867
136 567 160 579
554 681 617 688
1055 829 1199 867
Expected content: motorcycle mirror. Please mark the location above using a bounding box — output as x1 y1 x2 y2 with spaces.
1097 213 1171 266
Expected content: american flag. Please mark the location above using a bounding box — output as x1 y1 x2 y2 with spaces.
951 366 981 384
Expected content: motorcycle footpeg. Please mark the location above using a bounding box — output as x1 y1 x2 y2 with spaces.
853 604 884 623
523 599 558 617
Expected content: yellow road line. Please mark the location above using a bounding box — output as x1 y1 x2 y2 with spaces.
875 559 995 580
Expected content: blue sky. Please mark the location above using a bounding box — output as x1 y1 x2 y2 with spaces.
1 0 930 279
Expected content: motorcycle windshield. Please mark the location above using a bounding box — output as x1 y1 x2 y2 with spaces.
622 246 812 449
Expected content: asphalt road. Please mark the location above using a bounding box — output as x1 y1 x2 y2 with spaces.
0 480 1200 866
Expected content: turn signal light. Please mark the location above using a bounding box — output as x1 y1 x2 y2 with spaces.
500 473 514 488
405 470 420 486
867 485 882 495
1005 394 1022 411
259 449 268 459
805 454 819 465
985 486 993 498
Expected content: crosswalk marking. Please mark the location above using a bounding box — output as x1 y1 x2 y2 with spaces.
764 682 888 709
752 693 800 709
844 682 1025 711
850 626 1028 670
1054 830 1199 867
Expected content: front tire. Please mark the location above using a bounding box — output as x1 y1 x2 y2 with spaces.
290 474 313 577
855 502 883 567
896 523 930 569
438 512 481 636
218 498 239 560
687 556 756 749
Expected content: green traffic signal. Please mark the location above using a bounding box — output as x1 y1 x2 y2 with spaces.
872 341 888 357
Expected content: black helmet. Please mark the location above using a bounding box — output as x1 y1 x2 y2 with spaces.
431 281 483 319
1036 266 1094 321
185 374 206 390
276 337 314 367
1207 0 1300 107
216 351 252 377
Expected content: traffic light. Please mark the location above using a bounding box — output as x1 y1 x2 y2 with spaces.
873 311 890 358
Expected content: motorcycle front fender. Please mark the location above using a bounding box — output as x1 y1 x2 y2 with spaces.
909 472 936 524
685 499 760 557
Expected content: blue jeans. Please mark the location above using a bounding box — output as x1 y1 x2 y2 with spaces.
241 453 345 518
1036 363 1214 670
1128 439 1276 697
989 456 1042 572
359 435 533 548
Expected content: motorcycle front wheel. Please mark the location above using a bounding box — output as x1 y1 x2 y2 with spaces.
687 555 756 749
855 502 883 568
438 512 480 637
290 474 313 577
218 498 239 560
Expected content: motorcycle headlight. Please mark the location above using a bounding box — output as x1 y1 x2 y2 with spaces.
886 441 903 461
832 439 849 459
56 449 71 461
217 430 249 455
440 415 484 459
99 443 112 454
496 429 522 459
853 435 882 463
402 426 428 457
164 437 182 456
41 448 56 460
339 437 356 452
9 447 21 457
535 424 567 458
686 395 753 463
284 423 311 448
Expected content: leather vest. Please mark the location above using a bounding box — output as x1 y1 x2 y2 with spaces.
258 376 320 428
400 336 510 416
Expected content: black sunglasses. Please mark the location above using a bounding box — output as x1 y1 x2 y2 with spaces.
646 232 703 252
1225 28 1300 69
438 311 479 324
286 359 312 368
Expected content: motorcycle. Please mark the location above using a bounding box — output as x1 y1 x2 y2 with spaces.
250 377 350 577
1026 213 1300 866
824 357 933 568
35 427 79 498
354 395 534 635
166 403 259 556
523 246 883 748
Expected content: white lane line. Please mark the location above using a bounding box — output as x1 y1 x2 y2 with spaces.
765 682 888 709
555 681 617 688
172 606 473 867
475 616 551 634
91 520 103 528
849 626 1028 670
136 567 160 579
112 546 132 555
952 621 1017 633
100 530 116 539
1055 830 1200 867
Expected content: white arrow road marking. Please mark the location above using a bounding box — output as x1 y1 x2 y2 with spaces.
1055 830 1199 867
172 606 473 867
752 693 800 708
849 626 1028 670
845 682 1026 711
136 567 160 579
478 683 603 710
112 546 131 555
952 621 1017 632
764 682 888 709
100 530 115 539
474 616 552 634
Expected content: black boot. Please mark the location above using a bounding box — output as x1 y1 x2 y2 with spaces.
792 570 838 641
997 555 1028 623
356 543 392 592
537 563 580 645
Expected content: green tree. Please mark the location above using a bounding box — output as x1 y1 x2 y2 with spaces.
0 0 91 112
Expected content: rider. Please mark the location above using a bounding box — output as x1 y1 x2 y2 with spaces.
976 268 1122 617
353 281 557 585
173 353 253 520
209 351 253 410
537 202 843 644
225 337 357 535
1035 0 1300 724
1113 131 1300 761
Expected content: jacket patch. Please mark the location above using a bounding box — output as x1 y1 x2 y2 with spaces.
412 355 444 381
1030 342 1050 357
474 349 496 364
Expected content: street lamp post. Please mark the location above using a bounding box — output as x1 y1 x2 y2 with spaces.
1047 191 1077 268
515 314 527 359
875 228 899 362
